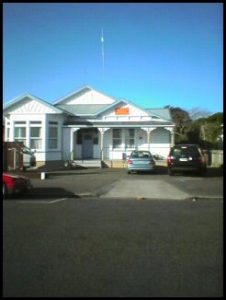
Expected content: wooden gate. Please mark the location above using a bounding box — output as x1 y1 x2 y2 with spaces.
3 142 24 171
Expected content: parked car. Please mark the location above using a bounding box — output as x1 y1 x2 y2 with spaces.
3 173 33 197
127 150 156 174
167 144 207 176
21 146 36 169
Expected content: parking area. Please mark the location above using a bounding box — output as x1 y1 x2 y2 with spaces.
6 166 223 201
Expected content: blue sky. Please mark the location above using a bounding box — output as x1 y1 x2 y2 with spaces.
3 3 223 114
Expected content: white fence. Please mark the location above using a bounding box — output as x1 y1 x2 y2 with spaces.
210 150 223 167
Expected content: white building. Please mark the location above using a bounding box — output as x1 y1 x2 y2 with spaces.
3 86 175 168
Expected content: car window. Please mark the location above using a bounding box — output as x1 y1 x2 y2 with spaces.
131 151 152 158
172 146 200 157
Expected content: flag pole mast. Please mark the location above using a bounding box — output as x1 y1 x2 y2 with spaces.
101 28 104 78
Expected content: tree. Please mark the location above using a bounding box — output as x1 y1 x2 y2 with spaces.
165 106 223 148
187 112 223 149
165 106 192 143
199 113 223 149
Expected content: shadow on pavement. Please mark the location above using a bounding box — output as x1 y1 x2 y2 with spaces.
204 167 223 177
4 188 78 200
154 166 223 177
48 171 101 177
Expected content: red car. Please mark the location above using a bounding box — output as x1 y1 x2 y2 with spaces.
3 173 33 197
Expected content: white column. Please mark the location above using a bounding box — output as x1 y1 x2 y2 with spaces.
10 120 14 142
141 128 156 151
43 116 47 162
98 128 110 161
27 121 30 148
164 127 175 146
70 128 80 160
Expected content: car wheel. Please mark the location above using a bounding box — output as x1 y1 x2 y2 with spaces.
127 170 131 174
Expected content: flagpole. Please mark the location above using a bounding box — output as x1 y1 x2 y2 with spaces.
101 28 104 78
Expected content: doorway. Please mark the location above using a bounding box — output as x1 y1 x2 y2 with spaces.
82 134 93 158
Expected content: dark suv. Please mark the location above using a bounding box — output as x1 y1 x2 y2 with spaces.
167 144 207 176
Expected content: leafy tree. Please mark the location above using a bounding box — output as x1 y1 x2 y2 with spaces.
165 106 223 148
199 113 223 149
165 105 192 143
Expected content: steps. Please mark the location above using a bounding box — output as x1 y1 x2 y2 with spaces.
74 159 101 168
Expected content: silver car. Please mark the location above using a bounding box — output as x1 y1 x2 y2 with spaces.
127 150 156 174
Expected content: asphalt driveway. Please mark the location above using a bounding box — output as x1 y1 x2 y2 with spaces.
9 166 223 200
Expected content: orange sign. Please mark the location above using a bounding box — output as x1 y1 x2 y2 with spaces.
115 107 129 115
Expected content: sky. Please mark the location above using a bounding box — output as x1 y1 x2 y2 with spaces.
3 3 223 114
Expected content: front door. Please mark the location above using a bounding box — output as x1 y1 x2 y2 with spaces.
82 134 93 158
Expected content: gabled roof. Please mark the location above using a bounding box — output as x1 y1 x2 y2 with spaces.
53 85 118 105
3 93 64 114
145 108 172 122
57 104 110 116
56 100 124 117
119 99 172 122
53 85 92 105
3 87 173 124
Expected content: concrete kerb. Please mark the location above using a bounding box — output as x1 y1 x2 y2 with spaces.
75 193 224 202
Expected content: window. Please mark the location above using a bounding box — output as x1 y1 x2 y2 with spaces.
30 121 41 125
14 126 26 145
14 121 26 125
48 123 58 149
112 129 122 149
76 130 82 145
6 128 10 141
125 129 135 148
30 127 42 149
93 130 99 145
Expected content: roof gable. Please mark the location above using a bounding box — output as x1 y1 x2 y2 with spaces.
3 93 63 115
145 108 172 122
98 99 150 118
54 86 116 105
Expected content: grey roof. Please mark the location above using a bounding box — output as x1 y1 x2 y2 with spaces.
145 108 172 121
56 104 110 115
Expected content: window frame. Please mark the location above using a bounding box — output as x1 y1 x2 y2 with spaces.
125 129 135 149
48 122 58 150
14 122 26 145
30 126 42 150
112 129 122 149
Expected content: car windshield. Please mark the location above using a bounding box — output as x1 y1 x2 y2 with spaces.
22 146 33 154
130 151 152 159
172 146 200 157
